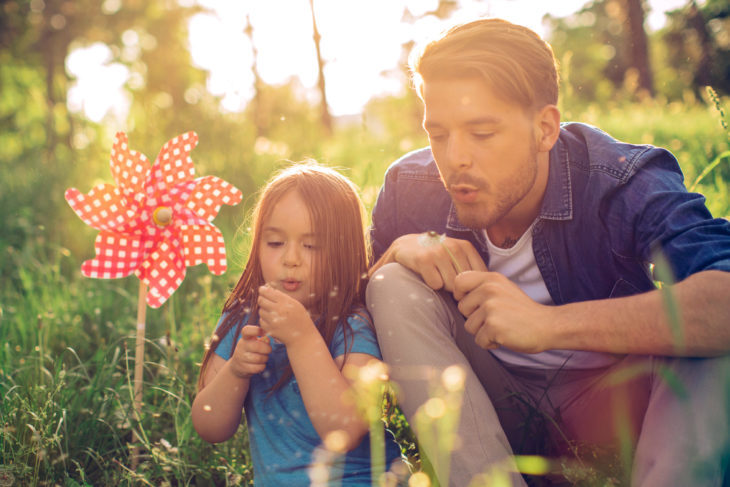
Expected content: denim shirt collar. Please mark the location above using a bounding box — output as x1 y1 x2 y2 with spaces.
445 135 573 235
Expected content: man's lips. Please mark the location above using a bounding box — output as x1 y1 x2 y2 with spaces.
449 184 479 203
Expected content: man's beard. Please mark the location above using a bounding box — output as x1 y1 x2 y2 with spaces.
447 144 539 230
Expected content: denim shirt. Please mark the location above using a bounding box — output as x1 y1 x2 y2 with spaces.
370 122 730 307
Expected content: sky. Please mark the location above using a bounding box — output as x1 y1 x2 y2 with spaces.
66 0 691 123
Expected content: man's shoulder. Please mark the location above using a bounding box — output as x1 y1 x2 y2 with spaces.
385 147 441 180
559 122 674 183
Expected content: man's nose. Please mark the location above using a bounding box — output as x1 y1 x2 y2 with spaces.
445 134 471 170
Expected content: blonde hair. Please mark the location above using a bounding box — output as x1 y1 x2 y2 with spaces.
198 161 370 390
411 18 559 111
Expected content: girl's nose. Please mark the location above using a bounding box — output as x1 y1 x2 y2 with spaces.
282 244 300 267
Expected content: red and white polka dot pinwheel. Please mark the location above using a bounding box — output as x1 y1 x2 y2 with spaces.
65 131 242 308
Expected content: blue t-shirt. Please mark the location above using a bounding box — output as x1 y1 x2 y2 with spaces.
215 311 402 486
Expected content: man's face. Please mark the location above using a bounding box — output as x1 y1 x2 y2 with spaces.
422 76 545 230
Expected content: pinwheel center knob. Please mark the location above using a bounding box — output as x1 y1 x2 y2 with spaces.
153 206 173 226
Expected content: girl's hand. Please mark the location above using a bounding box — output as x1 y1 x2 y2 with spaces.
258 285 317 346
229 325 272 379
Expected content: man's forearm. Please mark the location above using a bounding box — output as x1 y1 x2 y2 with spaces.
549 270 730 357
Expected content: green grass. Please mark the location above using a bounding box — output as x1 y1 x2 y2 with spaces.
2 94 729 485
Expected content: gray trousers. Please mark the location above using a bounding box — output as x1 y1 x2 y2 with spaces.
366 263 730 486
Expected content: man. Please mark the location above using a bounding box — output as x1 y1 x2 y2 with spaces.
366 18 730 486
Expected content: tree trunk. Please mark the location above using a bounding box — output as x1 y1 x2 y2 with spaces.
624 0 654 96
245 14 267 137
686 0 714 90
308 0 332 135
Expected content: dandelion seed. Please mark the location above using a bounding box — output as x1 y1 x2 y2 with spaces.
324 430 350 453
408 471 431 487
359 360 389 384
442 365 466 392
424 397 446 419
309 464 329 484
361 273 368 279
211 334 220 342
418 230 445 248
160 438 172 450
52 453 69 465
329 286 339 298
203 404 212 412
420 230 462 272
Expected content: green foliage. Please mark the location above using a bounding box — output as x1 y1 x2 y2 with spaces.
3 0 730 484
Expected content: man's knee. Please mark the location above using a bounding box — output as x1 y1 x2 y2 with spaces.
366 262 451 337
366 263 430 309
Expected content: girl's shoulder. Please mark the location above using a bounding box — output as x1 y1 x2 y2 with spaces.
330 307 381 358
213 309 252 360
345 306 373 330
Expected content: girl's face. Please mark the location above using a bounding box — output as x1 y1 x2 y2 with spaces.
259 190 318 310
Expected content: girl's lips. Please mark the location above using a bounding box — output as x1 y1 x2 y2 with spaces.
281 279 301 292
450 184 479 203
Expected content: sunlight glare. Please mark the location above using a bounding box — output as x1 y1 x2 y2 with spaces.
66 43 130 123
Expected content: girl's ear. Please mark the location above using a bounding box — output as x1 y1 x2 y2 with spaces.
534 104 561 153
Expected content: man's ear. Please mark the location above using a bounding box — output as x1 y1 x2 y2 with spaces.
534 104 561 153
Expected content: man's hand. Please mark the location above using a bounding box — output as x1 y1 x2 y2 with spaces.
453 270 555 353
371 233 487 291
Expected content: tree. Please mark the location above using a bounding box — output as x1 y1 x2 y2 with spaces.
308 0 332 135
624 0 653 96
662 0 730 97
545 0 654 102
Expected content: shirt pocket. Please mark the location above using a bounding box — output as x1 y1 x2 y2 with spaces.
608 278 643 298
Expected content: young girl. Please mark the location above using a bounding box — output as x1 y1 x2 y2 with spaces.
192 162 401 485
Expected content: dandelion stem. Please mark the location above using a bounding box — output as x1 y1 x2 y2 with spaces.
427 231 463 273
441 243 462 274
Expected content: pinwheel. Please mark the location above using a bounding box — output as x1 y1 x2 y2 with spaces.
65 131 242 465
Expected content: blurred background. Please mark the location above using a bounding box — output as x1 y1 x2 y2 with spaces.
1 0 730 485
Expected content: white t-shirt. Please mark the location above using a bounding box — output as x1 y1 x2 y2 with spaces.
483 223 617 369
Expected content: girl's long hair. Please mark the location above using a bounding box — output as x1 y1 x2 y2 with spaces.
197 161 371 391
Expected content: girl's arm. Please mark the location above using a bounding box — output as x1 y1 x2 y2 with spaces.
258 287 373 451
191 325 271 443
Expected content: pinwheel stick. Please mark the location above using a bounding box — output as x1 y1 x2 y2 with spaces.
131 281 148 469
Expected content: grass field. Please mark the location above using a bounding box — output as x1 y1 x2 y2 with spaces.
1 94 729 486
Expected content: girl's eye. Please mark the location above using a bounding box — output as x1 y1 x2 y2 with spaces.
473 133 494 140
266 241 284 248
303 242 318 250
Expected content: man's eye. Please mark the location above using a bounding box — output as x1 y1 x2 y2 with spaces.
429 133 447 142
473 133 494 140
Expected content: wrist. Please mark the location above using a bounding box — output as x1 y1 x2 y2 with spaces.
226 360 255 381
284 326 322 354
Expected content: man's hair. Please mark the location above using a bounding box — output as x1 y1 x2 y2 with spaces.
410 18 559 111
